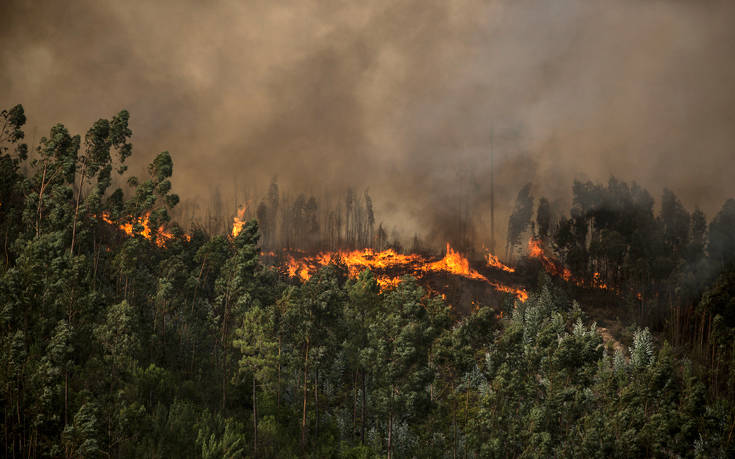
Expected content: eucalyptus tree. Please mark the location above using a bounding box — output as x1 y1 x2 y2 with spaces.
0 104 28 268
366 277 437 458
285 262 347 449
506 183 534 260
69 110 132 255
214 219 262 411
24 123 78 238
344 269 381 443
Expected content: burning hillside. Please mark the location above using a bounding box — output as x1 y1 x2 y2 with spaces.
265 243 529 303
95 211 624 312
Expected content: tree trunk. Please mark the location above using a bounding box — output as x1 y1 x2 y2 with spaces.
70 162 86 256
222 289 231 411
301 339 309 450
36 162 48 237
64 369 69 427
387 408 393 459
277 336 282 409
253 374 258 458
191 257 207 314
314 367 320 440
465 381 470 459
361 369 367 444
352 370 357 438
453 389 457 459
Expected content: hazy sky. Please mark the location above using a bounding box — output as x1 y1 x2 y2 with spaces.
2 0 734 248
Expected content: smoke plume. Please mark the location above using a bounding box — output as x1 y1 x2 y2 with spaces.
2 0 734 249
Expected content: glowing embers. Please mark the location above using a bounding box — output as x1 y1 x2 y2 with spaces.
592 272 608 290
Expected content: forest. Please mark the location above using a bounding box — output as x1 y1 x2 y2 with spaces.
2 105 735 458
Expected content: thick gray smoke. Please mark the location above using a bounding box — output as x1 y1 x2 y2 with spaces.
2 0 734 249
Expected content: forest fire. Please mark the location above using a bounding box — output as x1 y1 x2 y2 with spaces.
231 206 247 238
592 272 608 290
485 252 515 273
528 239 615 294
422 243 488 281
528 238 573 281
101 211 178 247
278 243 528 301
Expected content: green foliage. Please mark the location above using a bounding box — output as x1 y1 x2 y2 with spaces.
62 402 103 458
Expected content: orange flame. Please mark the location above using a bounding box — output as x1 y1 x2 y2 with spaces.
281 243 528 301
528 238 572 281
232 206 247 238
422 243 487 281
489 281 529 302
484 252 515 273
101 211 181 247
529 238 620 295
592 272 608 290
376 275 402 291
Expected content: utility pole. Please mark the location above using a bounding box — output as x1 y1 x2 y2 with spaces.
490 129 495 254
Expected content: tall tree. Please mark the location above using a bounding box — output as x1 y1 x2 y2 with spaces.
69 111 132 255
536 197 552 242
709 199 735 269
214 219 262 410
233 305 278 457
506 183 534 259
367 277 436 458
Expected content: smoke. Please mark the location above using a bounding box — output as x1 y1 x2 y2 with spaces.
2 0 734 249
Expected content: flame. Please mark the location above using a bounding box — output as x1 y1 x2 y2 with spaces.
101 211 185 247
592 272 608 290
489 281 529 302
484 252 515 273
280 243 528 301
529 238 620 296
376 275 401 291
231 206 247 238
422 243 487 281
528 238 572 281
285 255 311 282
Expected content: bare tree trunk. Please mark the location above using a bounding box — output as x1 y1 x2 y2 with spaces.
70 162 86 256
222 290 231 411
465 380 470 459
64 370 69 427
314 367 319 440
453 388 457 459
277 337 282 409
191 257 207 314
253 374 258 458
36 162 47 237
387 407 393 459
301 339 309 450
361 369 368 445
352 370 357 438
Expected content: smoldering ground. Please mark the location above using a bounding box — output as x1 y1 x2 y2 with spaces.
2 0 735 249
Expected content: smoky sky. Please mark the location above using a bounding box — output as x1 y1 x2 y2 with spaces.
2 0 735 248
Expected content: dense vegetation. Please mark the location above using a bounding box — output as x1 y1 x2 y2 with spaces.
2 106 735 457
